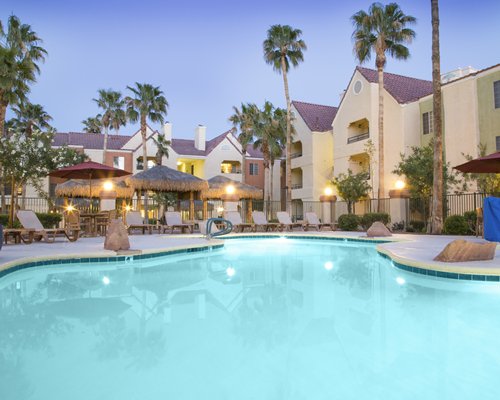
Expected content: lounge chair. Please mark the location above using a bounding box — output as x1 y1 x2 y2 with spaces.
277 211 304 231
125 211 158 234
224 211 255 232
251 211 280 232
304 212 335 231
162 211 194 234
17 210 79 242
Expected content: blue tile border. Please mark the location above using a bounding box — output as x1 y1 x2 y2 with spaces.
0 243 224 280
379 251 500 281
223 234 391 244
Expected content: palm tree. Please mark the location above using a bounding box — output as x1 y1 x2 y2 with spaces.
263 24 306 213
10 102 53 136
93 89 126 163
126 83 168 219
269 108 288 202
229 103 255 184
430 0 443 234
153 133 171 166
351 3 416 208
82 115 103 134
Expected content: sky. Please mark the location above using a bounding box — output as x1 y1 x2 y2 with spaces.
2 0 499 140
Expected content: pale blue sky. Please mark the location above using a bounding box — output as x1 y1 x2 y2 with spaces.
2 0 499 139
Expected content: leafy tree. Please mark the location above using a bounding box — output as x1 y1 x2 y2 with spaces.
93 89 126 162
460 144 500 195
263 24 306 213
82 115 103 134
125 83 168 219
0 129 87 226
430 0 444 234
351 3 416 206
332 169 371 214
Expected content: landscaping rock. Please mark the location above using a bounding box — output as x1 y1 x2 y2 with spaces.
104 219 130 251
367 221 392 237
434 239 497 262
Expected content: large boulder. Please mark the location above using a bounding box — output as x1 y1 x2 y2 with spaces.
104 219 130 251
434 239 497 262
367 221 392 237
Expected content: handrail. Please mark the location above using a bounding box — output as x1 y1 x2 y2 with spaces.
205 218 233 239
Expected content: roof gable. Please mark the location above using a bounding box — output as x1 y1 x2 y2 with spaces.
170 129 238 157
52 132 131 150
292 101 338 132
356 66 433 104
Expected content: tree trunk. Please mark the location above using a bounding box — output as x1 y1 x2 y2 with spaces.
241 145 247 184
281 56 292 214
8 178 16 228
377 66 385 211
102 125 109 164
0 101 7 213
430 0 444 234
141 114 149 222
263 141 271 216
270 160 274 202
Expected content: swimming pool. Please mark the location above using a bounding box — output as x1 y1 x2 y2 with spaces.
1 237 500 399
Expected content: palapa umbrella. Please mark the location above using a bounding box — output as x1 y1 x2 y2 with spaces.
202 175 263 200
55 179 134 198
454 152 500 173
49 161 132 205
126 165 208 192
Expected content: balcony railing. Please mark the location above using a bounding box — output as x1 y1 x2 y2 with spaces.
291 183 303 190
347 132 369 144
291 152 303 159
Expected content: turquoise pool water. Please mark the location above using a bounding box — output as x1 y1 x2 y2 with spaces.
1 237 500 399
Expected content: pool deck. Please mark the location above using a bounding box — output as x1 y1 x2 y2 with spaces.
0 231 499 277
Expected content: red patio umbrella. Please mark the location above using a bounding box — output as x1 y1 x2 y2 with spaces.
49 161 132 208
454 152 500 173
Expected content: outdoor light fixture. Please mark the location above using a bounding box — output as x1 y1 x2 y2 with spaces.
226 185 235 195
324 187 333 196
395 180 406 190
65 204 75 212
217 206 224 213
176 161 182 166
103 181 114 191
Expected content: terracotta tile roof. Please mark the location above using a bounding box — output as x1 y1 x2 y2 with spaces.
53 132 131 150
356 66 433 104
292 101 337 132
170 129 236 156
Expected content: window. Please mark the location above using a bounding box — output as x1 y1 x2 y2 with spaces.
136 157 156 170
494 80 500 109
422 111 434 135
249 163 259 176
113 156 125 170
496 136 500 152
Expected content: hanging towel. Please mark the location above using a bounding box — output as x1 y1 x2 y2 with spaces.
483 197 500 242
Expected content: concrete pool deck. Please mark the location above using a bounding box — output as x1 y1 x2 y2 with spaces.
0 231 499 277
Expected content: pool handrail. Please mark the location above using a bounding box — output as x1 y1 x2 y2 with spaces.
205 218 233 239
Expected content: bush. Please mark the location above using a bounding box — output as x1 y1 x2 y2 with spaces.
337 214 361 231
37 213 63 228
408 220 425 233
443 215 469 235
463 211 477 235
392 221 405 232
360 212 390 230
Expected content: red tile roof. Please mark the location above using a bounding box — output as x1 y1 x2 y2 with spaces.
356 67 433 104
292 101 338 132
53 132 131 150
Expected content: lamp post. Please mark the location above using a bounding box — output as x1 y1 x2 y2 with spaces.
319 186 337 224
100 180 117 211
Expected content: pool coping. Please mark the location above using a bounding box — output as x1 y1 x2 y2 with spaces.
0 232 498 281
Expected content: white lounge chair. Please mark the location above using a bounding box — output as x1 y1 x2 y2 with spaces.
277 211 304 231
304 212 335 231
125 211 158 234
224 211 255 232
17 210 79 242
251 211 280 232
163 211 194 234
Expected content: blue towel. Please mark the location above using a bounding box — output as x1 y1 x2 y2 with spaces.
483 197 500 242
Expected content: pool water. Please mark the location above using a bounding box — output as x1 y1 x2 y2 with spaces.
1 238 500 400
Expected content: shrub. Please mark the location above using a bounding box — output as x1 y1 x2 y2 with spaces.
443 215 469 235
36 213 63 228
408 220 425 233
463 211 477 235
360 212 390 230
392 221 405 232
337 214 361 231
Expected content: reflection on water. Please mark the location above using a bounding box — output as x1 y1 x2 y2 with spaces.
1 239 500 400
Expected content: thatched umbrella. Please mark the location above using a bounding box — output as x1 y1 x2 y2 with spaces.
126 165 209 219
202 175 263 200
55 179 134 198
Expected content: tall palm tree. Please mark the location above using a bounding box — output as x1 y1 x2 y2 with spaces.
153 133 171 166
126 83 168 219
269 108 287 202
93 89 126 163
82 115 103 134
430 0 443 234
263 24 306 213
351 3 416 208
229 103 255 184
11 102 53 136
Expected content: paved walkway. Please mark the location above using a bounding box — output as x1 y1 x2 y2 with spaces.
1 231 499 276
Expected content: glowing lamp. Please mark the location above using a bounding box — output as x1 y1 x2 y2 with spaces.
217 206 224 213
125 205 132 212
226 185 235 195
65 204 75 212
176 161 182 166
324 187 333 196
395 180 406 190
103 181 114 191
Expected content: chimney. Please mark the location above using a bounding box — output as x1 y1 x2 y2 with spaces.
162 122 172 141
194 124 206 151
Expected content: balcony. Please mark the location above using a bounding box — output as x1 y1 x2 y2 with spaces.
347 132 369 144
291 183 303 190
291 152 303 159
